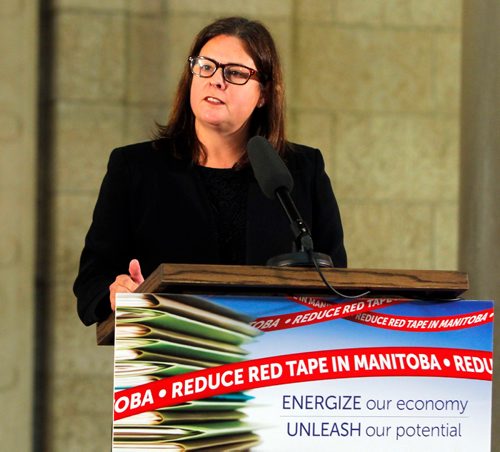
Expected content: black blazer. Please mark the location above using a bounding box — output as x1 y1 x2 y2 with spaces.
73 140 347 325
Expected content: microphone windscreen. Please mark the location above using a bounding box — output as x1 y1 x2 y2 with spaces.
247 136 294 199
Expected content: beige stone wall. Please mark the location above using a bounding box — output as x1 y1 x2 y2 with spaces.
0 1 38 451
44 1 462 451
289 0 462 270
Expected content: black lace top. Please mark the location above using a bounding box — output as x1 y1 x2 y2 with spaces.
196 165 250 264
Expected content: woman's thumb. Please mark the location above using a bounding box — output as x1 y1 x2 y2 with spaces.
129 259 145 284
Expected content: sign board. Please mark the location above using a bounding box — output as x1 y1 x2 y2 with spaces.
112 294 493 451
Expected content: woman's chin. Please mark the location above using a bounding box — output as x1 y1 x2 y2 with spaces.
197 115 229 131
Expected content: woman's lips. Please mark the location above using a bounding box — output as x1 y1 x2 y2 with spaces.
204 96 224 105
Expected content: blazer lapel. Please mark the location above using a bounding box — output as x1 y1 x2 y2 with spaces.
155 153 220 262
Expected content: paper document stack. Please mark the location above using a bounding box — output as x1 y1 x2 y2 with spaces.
113 293 261 451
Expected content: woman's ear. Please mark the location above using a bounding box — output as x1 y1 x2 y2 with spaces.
257 91 266 108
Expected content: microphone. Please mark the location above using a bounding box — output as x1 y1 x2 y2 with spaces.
246 136 294 198
247 136 333 267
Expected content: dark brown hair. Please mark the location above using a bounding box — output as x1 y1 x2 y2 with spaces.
155 17 286 163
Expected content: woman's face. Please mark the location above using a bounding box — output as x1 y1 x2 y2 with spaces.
190 34 264 139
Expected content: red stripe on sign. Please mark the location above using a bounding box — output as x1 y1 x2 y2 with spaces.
350 308 494 332
251 298 408 331
113 347 492 421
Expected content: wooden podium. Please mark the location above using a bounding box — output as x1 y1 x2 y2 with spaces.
97 264 468 345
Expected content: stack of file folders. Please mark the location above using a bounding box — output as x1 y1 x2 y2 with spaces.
113 293 262 451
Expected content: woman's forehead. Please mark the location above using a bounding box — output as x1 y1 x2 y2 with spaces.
199 35 255 67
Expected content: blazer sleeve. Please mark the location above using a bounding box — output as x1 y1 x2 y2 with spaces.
310 149 348 268
73 148 133 326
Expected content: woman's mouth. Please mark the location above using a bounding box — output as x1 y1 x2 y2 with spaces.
205 96 224 105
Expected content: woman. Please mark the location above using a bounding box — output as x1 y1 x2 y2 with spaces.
73 17 347 326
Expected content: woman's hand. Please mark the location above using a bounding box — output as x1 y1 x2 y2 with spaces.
109 259 145 311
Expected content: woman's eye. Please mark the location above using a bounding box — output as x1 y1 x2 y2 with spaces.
228 69 246 79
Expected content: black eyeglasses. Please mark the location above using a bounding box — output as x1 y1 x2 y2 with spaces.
188 56 259 85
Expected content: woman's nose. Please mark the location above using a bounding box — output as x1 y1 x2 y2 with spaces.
210 67 227 89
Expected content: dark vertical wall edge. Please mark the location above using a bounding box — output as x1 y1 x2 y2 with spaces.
33 0 54 451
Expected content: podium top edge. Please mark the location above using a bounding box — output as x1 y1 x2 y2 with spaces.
137 263 468 294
